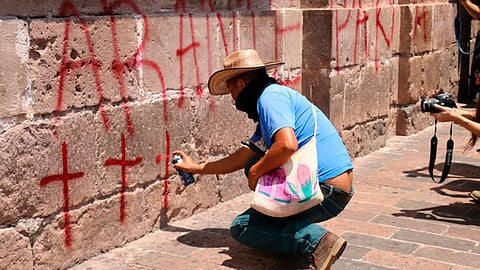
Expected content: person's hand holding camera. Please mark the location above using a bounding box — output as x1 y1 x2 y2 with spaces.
430 104 459 123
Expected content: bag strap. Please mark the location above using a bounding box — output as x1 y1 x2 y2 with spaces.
428 120 454 183
311 105 317 137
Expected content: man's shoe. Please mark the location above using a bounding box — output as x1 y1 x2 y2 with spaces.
470 190 480 203
309 232 347 270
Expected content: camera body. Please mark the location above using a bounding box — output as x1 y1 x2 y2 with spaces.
420 92 457 113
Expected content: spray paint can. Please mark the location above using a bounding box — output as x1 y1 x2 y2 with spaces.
172 154 195 186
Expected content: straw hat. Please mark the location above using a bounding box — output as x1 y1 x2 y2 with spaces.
208 49 284 95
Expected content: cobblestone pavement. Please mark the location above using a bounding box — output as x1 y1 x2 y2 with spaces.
70 122 480 270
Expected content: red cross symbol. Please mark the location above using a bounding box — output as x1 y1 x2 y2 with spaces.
40 141 84 249
105 133 142 223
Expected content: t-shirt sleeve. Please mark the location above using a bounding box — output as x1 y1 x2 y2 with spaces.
250 124 262 142
257 90 295 141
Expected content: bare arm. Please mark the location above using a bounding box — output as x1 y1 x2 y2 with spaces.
247 127 298 191
431 105 480 136
455 107 477 120
172 146 257 175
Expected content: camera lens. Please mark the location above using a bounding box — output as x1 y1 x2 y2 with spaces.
420 98 439 113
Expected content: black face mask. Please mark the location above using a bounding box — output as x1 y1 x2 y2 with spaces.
235 72 278 122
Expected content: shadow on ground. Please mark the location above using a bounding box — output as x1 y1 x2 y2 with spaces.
403 162 480 180
392 200 480 226
161 226 310 270
394 167 480 226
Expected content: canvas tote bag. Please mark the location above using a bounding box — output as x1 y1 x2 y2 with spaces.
251 105 323 217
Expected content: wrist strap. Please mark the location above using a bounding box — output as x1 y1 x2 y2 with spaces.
428 120 454 183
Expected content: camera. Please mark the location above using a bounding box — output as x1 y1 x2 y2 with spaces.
420 92 457 113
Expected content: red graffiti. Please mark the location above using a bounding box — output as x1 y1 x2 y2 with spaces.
54 0 305 132
57 0 169 136
176 0 234 110
413 3 427 42
40 0 303 251
278 75 301 88
57 1 109 136
176 13 202 107
139 58 168 122
40 141 85 249
201 0 230 57
156 130 171 209
375 0 395 71
109 17 135 135
202 0 229 79
355 10 369 65
232 11 237 52
104 0 169 126
105 133 142 223
333 0 396 74
217 13 229 56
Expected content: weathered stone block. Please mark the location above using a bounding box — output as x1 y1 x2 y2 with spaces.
1 0 272 17
329 61 395 130
271 0 301 9
396 102 434 136
0 228 33 270
368 6 397 64
303 9 333 70
239 10 277 64
340 119 388 158
301 68 332 121
144 180 167 227
398 55 425 104
398 4 433 55
0 111 97 225
334 8 369 68
164 173 221 223
441 46 459 93
398 49 457 106
275 9 303 70
142 13 230 96
342 65 379 127
0 19 29 118
299 0 330 8
29 17 140 115
423 52 443 94
190 93 252 201
218 170 250 202
387 107 399 138
0 0 51 17
95 100 172 197
33 189 150 270
432 3 456 50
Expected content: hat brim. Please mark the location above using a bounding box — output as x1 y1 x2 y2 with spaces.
208 61 284 95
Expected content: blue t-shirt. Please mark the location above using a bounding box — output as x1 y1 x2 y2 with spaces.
250 84 353 182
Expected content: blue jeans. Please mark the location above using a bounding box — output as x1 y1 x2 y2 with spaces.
230 183 353 257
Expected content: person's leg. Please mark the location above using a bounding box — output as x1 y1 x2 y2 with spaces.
306 184 353 269
230 207 316 254
230 183 353 256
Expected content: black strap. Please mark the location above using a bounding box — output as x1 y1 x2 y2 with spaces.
428 120 454 183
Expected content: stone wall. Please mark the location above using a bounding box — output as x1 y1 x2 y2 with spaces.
0 0 463 269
